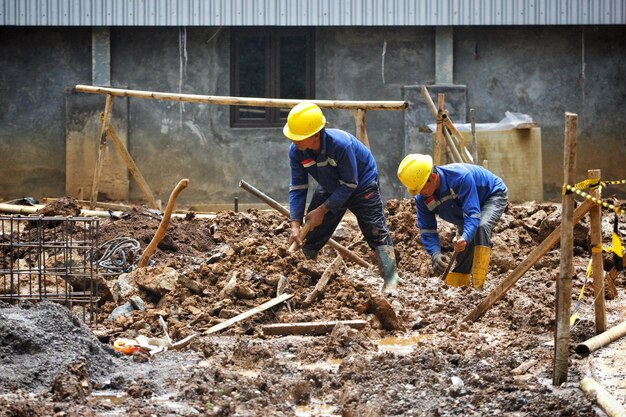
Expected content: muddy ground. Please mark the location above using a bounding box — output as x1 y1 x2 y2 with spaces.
1 196 625 416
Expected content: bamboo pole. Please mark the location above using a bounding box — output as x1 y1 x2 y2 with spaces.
579 378 626 417
419 86 463 163
434 95 444 165
575 319 626 356
463 198 594 323
106 126 159 210
588 169 606 333
0 202 215 219
90 94 114 210
137 179 189 268
238 180 370 268
470 108 478 164
353 109 371 149
554 112 577 386
75 85 407 111
442 115 474 164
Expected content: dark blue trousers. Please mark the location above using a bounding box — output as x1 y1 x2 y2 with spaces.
302 181 393 257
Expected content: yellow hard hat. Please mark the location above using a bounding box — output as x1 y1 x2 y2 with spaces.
397 153 433 195
283 101 326 141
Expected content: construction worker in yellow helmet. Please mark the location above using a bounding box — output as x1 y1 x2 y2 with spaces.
397 154 508 289
284 102 400 292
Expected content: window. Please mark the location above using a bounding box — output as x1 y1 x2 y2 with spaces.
230 28 315 127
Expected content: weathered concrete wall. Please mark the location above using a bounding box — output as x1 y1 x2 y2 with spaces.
0 28 91 199
1 25 624 207
453 25 626 198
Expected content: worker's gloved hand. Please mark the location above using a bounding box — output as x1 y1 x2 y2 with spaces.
431 252 450 275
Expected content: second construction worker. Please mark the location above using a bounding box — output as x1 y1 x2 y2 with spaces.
284 101 400 292
397 154 508 289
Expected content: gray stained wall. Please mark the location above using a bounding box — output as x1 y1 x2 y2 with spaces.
0 26 624 207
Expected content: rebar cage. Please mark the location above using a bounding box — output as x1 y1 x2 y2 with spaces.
0 215 100 323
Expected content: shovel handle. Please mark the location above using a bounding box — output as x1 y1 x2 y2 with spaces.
440 251 458 281
288 222 311 253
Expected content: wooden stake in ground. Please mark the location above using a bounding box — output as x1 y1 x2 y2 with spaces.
90 94 114 210
589 168 606 333
137 179 189 268
554 112 577 386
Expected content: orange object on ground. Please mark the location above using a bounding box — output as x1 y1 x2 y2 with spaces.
113 338 145 355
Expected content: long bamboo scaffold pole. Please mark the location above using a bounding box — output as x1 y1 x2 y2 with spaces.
75 85 407 111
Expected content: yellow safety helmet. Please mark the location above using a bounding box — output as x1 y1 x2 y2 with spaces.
283 101 326 141
397 153 433 195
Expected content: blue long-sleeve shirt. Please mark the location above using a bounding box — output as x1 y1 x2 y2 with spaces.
289 128 378 222
415 163 507 256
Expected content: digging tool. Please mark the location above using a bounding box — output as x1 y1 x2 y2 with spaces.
239 180 370 268
441 231 461 283
288 222 311 253
440 251 457 282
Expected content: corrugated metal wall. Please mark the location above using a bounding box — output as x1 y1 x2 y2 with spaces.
2 0 625 26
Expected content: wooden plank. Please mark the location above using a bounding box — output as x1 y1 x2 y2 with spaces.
463 198 594 323
75 85 407 111
554 112 577 386
203 293 293 335
515 122 539 129
262 319 368 336
106 126 158 209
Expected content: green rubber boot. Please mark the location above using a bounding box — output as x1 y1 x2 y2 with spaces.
375 245 400 292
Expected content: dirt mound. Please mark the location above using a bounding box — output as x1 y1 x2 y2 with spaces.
0 301 118 393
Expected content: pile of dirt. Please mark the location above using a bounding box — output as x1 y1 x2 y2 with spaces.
0 301 117 393
0 196 625 416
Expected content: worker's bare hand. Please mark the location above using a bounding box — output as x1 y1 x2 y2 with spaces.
305 204 328 230
453 236 467 252
289 222 302 247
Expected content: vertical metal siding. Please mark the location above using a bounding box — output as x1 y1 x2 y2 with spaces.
1 0 624 26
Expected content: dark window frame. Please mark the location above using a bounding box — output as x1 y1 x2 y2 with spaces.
230 27 315 128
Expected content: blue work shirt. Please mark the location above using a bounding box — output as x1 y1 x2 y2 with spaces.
289 128 378 222
415 163 507 256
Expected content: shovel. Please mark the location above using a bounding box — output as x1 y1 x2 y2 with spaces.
440 231 460 282
440 251 457 282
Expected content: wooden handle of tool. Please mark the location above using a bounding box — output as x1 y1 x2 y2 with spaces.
288 222 311 253
137 179 189 268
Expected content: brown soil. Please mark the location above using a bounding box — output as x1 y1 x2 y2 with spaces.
1 197 625 416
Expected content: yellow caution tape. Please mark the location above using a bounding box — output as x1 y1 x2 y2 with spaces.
570 257 592 327
573 178 601 191
563 184 625 215
601 179 626 187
